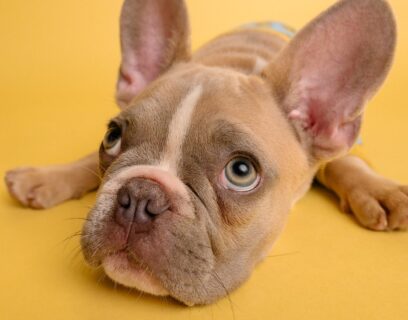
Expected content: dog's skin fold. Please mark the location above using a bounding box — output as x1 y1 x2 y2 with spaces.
5 0 408 306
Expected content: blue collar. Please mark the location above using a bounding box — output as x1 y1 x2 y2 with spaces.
240 21 296 39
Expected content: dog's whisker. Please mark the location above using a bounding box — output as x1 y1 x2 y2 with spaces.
265 251 300 259
58 230 83 247
67 244 85 265
64 217 91 222
97 272 108 287
210 271 236 320
78 203 95 210
76 164 103 183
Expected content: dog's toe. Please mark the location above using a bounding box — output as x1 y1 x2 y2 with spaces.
27 183 62 209
25 185 47 209
4 167 67 209
346 188 388 231
380 187 408 231
5 168 38 206
344 179 408 231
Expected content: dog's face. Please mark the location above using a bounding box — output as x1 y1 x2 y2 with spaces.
82 65 312 304
81 0 395 305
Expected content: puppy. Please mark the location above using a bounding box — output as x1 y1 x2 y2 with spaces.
5 0 408 306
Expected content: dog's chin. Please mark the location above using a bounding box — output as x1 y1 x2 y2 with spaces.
102 252 169 296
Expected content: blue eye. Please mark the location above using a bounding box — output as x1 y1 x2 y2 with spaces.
222 157 260 192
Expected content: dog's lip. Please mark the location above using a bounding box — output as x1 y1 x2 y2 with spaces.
102 251 169 296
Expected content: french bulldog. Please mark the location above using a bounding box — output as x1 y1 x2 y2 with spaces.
5 0 408 306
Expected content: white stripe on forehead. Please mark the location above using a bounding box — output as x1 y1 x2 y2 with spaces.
159 85 203 174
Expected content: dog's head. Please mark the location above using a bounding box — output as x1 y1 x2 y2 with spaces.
81 0 396 305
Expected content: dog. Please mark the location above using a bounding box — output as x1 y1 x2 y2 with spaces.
4 0 408 306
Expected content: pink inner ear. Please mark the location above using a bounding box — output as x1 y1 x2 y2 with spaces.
135 1 170 80
116 68 148 109
282 26 368 156
287 74 365 157
268 0 396 160
116 0 190 108
290 102 362 153
116 2 169 108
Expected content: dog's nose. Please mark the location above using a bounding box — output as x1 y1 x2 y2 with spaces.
115 178 170 232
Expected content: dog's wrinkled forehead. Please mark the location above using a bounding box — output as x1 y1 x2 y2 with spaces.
104 66 272 176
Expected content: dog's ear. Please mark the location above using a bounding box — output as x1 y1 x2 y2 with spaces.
116 0 191 108
263 0 396 161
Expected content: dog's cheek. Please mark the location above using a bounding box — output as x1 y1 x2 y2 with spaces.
229 191 290 265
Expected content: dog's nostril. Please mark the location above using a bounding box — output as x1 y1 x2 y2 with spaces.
146 200 170 216
117 187 131 209
115 178 170 232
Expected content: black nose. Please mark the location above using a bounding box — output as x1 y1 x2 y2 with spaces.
115 178 170 232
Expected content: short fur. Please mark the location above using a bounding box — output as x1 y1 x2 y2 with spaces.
5 0 408 306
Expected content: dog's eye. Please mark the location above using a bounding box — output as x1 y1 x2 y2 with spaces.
103 124 122 156
221 157 260 192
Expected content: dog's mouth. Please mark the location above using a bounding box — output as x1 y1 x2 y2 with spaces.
102 251 169 296
81 165 221 305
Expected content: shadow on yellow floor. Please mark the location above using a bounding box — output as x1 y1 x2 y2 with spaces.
1 1 407 319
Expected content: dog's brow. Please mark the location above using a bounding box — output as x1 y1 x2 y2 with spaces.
210 120 273 172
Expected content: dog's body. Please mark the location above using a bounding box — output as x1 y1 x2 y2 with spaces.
5 0 408 306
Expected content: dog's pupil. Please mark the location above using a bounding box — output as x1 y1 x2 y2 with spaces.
233 161 250 177
108 128 121 143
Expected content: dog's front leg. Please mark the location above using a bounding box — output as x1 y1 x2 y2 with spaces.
316 155 408 231
4 152 100 209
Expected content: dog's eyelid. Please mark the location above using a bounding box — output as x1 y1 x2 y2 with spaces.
227 151 259 165
226 148 271 174
107 118 130 133
106 120 117 131
107 120 121 129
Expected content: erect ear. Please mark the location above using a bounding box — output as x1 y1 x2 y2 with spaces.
116 0 191 108
263 0 396 161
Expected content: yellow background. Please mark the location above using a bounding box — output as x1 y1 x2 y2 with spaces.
1 0 407 319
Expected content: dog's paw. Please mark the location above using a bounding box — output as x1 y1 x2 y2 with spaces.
4 167 77 209
341 176 408 231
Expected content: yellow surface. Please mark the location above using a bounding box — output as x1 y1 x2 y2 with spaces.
1 0 407 319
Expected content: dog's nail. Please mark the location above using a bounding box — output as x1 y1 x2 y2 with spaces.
374 215 388 231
